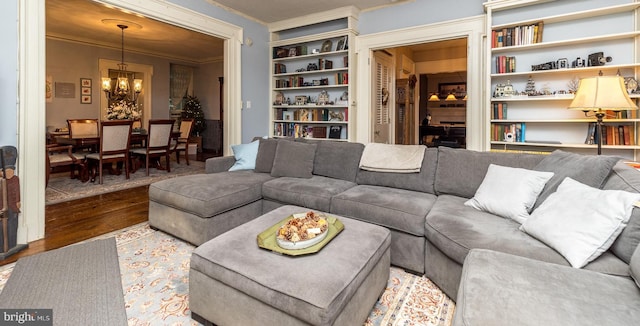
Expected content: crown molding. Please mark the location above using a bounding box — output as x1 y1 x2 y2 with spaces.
268 6 360 33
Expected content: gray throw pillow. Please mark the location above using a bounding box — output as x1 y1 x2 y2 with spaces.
532 150 619 209
254 138 279 173
271 140 317 178
631 245 640 289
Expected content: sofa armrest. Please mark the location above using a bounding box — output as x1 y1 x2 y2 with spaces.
205 156 236 173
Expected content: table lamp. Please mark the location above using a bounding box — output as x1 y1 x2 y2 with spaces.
568 75 638 155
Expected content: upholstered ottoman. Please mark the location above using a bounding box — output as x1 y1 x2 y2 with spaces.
148 171 274 245
189 205 391 326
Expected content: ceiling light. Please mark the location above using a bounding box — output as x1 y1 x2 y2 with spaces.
102 23 142 104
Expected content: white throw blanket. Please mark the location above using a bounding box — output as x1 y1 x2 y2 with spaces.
359 143 425 173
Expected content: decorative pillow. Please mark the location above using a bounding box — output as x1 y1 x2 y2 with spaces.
254 138 279 173
270 140 317 178
630 245 640 289
532 150 619 209
464 164 554 224
521 177 640 268
228 140 260 171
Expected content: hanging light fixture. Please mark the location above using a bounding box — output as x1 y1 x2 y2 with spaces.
102 23 142 103
428 93 440 101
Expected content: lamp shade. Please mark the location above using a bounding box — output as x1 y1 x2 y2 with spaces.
445 93 457 101
428 94 440 101
568 76 637 111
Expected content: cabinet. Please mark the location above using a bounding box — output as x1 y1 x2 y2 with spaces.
485 1 640 159
270 29 355 141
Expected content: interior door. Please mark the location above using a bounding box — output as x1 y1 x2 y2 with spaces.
372 51 394 143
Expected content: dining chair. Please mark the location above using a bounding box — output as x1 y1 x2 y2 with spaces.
85 120 133 184
67 119 99 152
130 119 174 176
45 144 88 187
172 119 194 165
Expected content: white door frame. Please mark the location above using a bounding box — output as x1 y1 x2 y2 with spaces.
355 15 486 148
19 0 243 242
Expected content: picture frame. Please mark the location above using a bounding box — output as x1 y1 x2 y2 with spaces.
288 47 297 57
336 36 347 51
438 82 466 99
55 82 75 98
320 40 333 53
81 87 91 95
80 78 92 87
81 95 92 104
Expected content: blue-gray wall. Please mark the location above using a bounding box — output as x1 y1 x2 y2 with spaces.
0 1 18 147
167 0 270 143
358 0 484 35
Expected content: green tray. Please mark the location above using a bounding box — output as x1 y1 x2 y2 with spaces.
257 214 344 256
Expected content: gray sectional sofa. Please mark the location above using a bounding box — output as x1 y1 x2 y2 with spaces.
149 138 640 325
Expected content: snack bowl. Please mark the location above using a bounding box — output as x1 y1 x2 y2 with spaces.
276 227 328 250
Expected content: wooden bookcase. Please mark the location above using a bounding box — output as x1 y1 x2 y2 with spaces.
484 1 640 159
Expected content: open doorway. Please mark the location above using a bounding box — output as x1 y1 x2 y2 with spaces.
374 38 468 146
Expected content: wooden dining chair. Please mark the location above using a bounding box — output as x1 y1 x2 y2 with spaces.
130 119 174 176
85 120 133 184
67 119 99 152
172 119 194 165
45 144 88 187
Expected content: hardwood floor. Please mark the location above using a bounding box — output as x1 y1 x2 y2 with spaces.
0 185 149 266
0 150 219 267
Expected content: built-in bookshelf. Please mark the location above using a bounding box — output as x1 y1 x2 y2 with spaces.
270 26 355 141
485 1 640 159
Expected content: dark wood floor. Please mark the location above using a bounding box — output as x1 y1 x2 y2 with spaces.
0 151 218 267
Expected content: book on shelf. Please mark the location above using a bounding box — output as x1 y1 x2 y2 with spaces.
495 56 516 74
312 126 327 139
334 72 348 85
274 63 286 74
492 102 507 119
492 123 525 142
492 21 543 48
586 124 635 146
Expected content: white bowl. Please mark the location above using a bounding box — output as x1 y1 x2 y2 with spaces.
276 223 329 250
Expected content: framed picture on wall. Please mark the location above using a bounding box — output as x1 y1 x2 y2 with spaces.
81 95 92 104
80 78 92 87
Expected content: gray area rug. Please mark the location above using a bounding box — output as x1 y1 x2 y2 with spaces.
46 159 205 204
0 238 127 325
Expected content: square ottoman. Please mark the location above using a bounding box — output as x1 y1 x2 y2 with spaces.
189 205 391 326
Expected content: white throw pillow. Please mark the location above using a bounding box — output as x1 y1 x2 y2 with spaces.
228 140 260 171
521 177 640 268
464 164 554 224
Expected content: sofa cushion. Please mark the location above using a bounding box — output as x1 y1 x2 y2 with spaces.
434 147 544 198
262 175 355 212
313 141 364 182
532 150 619 209
465 164 554 224
631 245 640 288
424 194 630 276
331 185 436 237
356 148 438 194
254 138 279 173
149 171 274 217
521 177 640 268
453 249 640 326
605 162 640 264
270 140 316 178
228 140 260 171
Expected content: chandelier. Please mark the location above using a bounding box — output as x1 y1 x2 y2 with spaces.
102 24 142 103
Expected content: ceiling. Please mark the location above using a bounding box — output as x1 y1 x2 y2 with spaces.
46 0 225 64
46 0 444 64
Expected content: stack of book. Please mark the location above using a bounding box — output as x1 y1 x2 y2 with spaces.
492 21 543 48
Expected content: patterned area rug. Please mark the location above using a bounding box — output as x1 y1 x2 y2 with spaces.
0 223 455 325
46 159 206 205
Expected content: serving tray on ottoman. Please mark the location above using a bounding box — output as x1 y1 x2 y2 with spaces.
189 205 391 326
